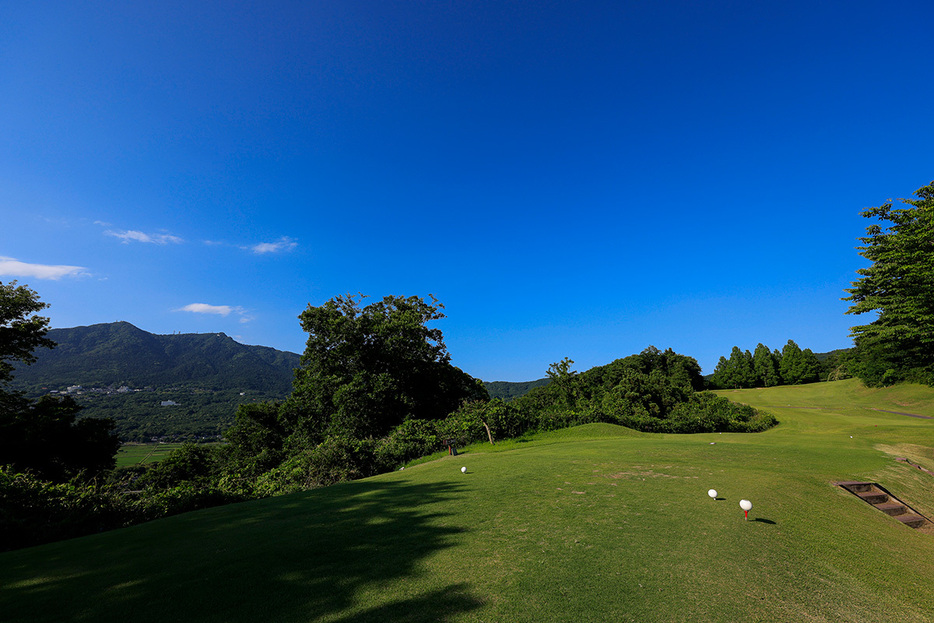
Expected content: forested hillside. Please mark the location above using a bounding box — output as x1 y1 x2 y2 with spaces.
10 322 301 440
11 322 300 392
483 378 550 401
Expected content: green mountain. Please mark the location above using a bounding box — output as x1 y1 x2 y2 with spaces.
12 321 301 393
10 322 301 441
483 378 550 401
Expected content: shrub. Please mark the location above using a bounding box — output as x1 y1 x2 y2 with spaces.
374 418 442 471
0 466 128 551
135 443 221 489
667 392 776 433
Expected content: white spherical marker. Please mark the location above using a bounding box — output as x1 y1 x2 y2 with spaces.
461 466 467 473
740 499 753 520
707 489 717 500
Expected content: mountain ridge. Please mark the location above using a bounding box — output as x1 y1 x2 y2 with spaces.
11 321 302 394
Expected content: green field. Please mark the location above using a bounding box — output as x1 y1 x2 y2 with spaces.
114 443 188 468
2 378 933 622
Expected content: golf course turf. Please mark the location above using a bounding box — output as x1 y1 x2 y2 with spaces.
2 378 933 622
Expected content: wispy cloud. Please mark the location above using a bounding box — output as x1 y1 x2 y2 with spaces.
0 256 88 280
105 229 184 245
176 303 253 323
245 236 297 254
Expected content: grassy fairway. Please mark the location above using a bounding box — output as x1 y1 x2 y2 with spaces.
3 378 934 622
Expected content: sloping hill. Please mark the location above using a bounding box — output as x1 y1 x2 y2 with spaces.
483 378 550 401
2 379 933 621
11 321 301 393
9 322 302 441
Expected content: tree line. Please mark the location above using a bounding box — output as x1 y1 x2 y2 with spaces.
707 340 840 389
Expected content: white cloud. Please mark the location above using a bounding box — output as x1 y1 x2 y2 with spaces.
177 303 239 316
176 303 253 323
0 256 87 280
246 236 298 254
105 229 184 245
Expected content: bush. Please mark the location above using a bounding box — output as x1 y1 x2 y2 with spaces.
374 419 442 470
667 393 776 433
268 437 380 491
135 443 221 489
132 482 245 520
437 402 491 447
0 466 128 551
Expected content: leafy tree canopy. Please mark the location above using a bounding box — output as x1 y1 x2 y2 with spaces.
0 281 54 385
0 282 119 480
283 294 487 443
844 181 934 385
0 394 119 481
752 343 780 388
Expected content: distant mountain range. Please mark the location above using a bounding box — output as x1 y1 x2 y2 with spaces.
11 321 302 394
9 322 302 441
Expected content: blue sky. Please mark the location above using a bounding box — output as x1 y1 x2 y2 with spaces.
2 1 933 381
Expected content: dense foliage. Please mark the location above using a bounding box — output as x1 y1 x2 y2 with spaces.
709 340 826 389
219 294 489 489
283 294 487 443
0 393 119 481
510 347 776 434
71 389 283 442
0 281 55 384
1 282 120 483
844 181 934 386
0 463 247 552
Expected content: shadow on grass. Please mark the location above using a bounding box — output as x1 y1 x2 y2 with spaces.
0 480 481 623
753 517 776 524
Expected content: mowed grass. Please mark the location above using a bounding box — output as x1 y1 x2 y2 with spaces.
3 378 934 622
115 443 188 468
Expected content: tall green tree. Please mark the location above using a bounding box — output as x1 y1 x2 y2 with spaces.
710 346 755 388
710 356 732 389
843 181 934 385
800 348 822 384
0 281 119 480
0 281 55 385
779 340 802 384
285 294 487 443
546 357 578 408
752 343 781 387
778 339 819 385
735 347 756 388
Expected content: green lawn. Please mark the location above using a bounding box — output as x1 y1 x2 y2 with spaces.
114 443 188 468
2 378 933 622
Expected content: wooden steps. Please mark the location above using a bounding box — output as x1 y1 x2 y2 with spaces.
836 481 932 530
